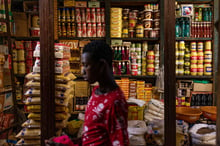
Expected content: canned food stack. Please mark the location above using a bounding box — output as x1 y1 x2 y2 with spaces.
175 41 179 75
145 83 153 103
128 9 139 38
30 14 40 37
197 42 204 76
24 41 36 74
130 43 140 75
204 41 212 75
184 44 190 75
190 42 198 76
143 3 160 38
178 41 185 76
111 8 122 38
141 42 148 75
122 8 129 38
154 44 160 75
146 49 155 76
14 41 26 75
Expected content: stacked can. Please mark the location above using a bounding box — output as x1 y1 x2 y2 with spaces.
111 8 122 38
24 41 35 74
128 10 139 38
154 44 160 75
122 9 129 38
197 42 204 76
14 41 26 75
178 41 185 76
175 42 179 75
130 43 138 75
184 44 190 75
190 42 198 76
135 43 142 75
141 42 148 75
146 49 155 75
121 78 129 99
204 41 212 75
143 3 160 38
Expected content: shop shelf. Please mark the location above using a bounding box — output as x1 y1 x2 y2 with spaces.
176 0 213 3
114 75 157 79
0 88 12 95
58 37 106 40
0 32 9 37
176 75 213 79
15 74 26 78
13 36 40 41
176 37 213 41
111 38 159 41
0 18 7 23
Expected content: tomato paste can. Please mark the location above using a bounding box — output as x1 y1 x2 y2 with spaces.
77 23 82 37
97 23 102 37
101 8 105 23
82 22 87 37
92 23 96 37
87 23 92 37
91 8 96 23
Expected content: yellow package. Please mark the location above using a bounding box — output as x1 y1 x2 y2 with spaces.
26 80 40 88
15 128 41 139
55 89 74 99
66 120 83 136
22 119 40 128
27 105 41 112
28 113 41 121
56 120 68 129
56 106 69 113
55 113 70 121
25 72 40 80
55 72 76 83
25 89 40 96
55 98 69 106
24 97 41 105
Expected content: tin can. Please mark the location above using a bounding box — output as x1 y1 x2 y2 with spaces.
153 19 160 28
136 24 144 38
17 49 25 61
144 10 153 19
92 23 97 37
97 23 102 37
101 8 105 23
131 69 138 76
18 61 26 74
143 19 153 28
87 23 92 37
144 28 152 38
77 23 82 37
26 49 33 59
26 59 33 67
82 22 87 37
86 8 91 23
153 10 160 19
205 41 211 50
147 63 155 75
91 8 96 23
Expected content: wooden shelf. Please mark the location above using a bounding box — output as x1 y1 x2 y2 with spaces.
15 74 26 78
114 75 157 79
176 75 213 79
0 18 7 23
176 0 213 3
25 11 39 15
0 88 12 94
58 37 106 40
13 36 40 41
111 37 159 41
72 111 85 114
176 37 213 41
0 32 9 37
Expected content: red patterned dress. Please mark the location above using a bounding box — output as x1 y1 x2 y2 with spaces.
82 86 129 146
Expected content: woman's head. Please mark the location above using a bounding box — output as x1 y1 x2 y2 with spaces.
81 40 113 84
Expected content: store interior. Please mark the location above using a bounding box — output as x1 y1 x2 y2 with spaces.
0 0 220 145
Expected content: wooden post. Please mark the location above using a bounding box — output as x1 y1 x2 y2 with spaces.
39 0 55 145
164 0 176 145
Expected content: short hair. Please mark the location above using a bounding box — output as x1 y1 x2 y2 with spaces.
82 40 112 67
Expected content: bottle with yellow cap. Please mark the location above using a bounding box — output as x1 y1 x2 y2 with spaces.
204 63 212 76
197 63 204 76
190 63 197 76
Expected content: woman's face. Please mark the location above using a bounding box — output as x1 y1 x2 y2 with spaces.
81 52 99 84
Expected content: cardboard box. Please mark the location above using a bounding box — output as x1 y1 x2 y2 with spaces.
75 1 87 7
13 12 28 37
193 83 213 92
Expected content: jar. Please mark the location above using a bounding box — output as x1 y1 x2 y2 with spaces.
143 19 153 28
153 10 160 19
190 63 197 76
197 63 204 76
32 15 39 27
204 63 212 76
204 49 212 63
190 50 197 63
147 63 155 75
136 24 144 38
147 50 155 63
153 19 160 28
144 9 153 19
205 40 211 50
197 51 204 63
12 49 18 61
144 28 152 38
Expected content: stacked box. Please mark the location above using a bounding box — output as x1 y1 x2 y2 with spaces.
144 87 152 102
110 8 122 38
121 78 129 99
136 81 145 100
129 80 137 99
75 81 90 97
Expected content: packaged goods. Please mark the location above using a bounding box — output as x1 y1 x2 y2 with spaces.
25 72 40 80
27 105 40 112
25 80 40 88
22 119 40 128
24 89 40 96
16 128 41 139
55 72 76 83
55 89 74 99
28 113 41 120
